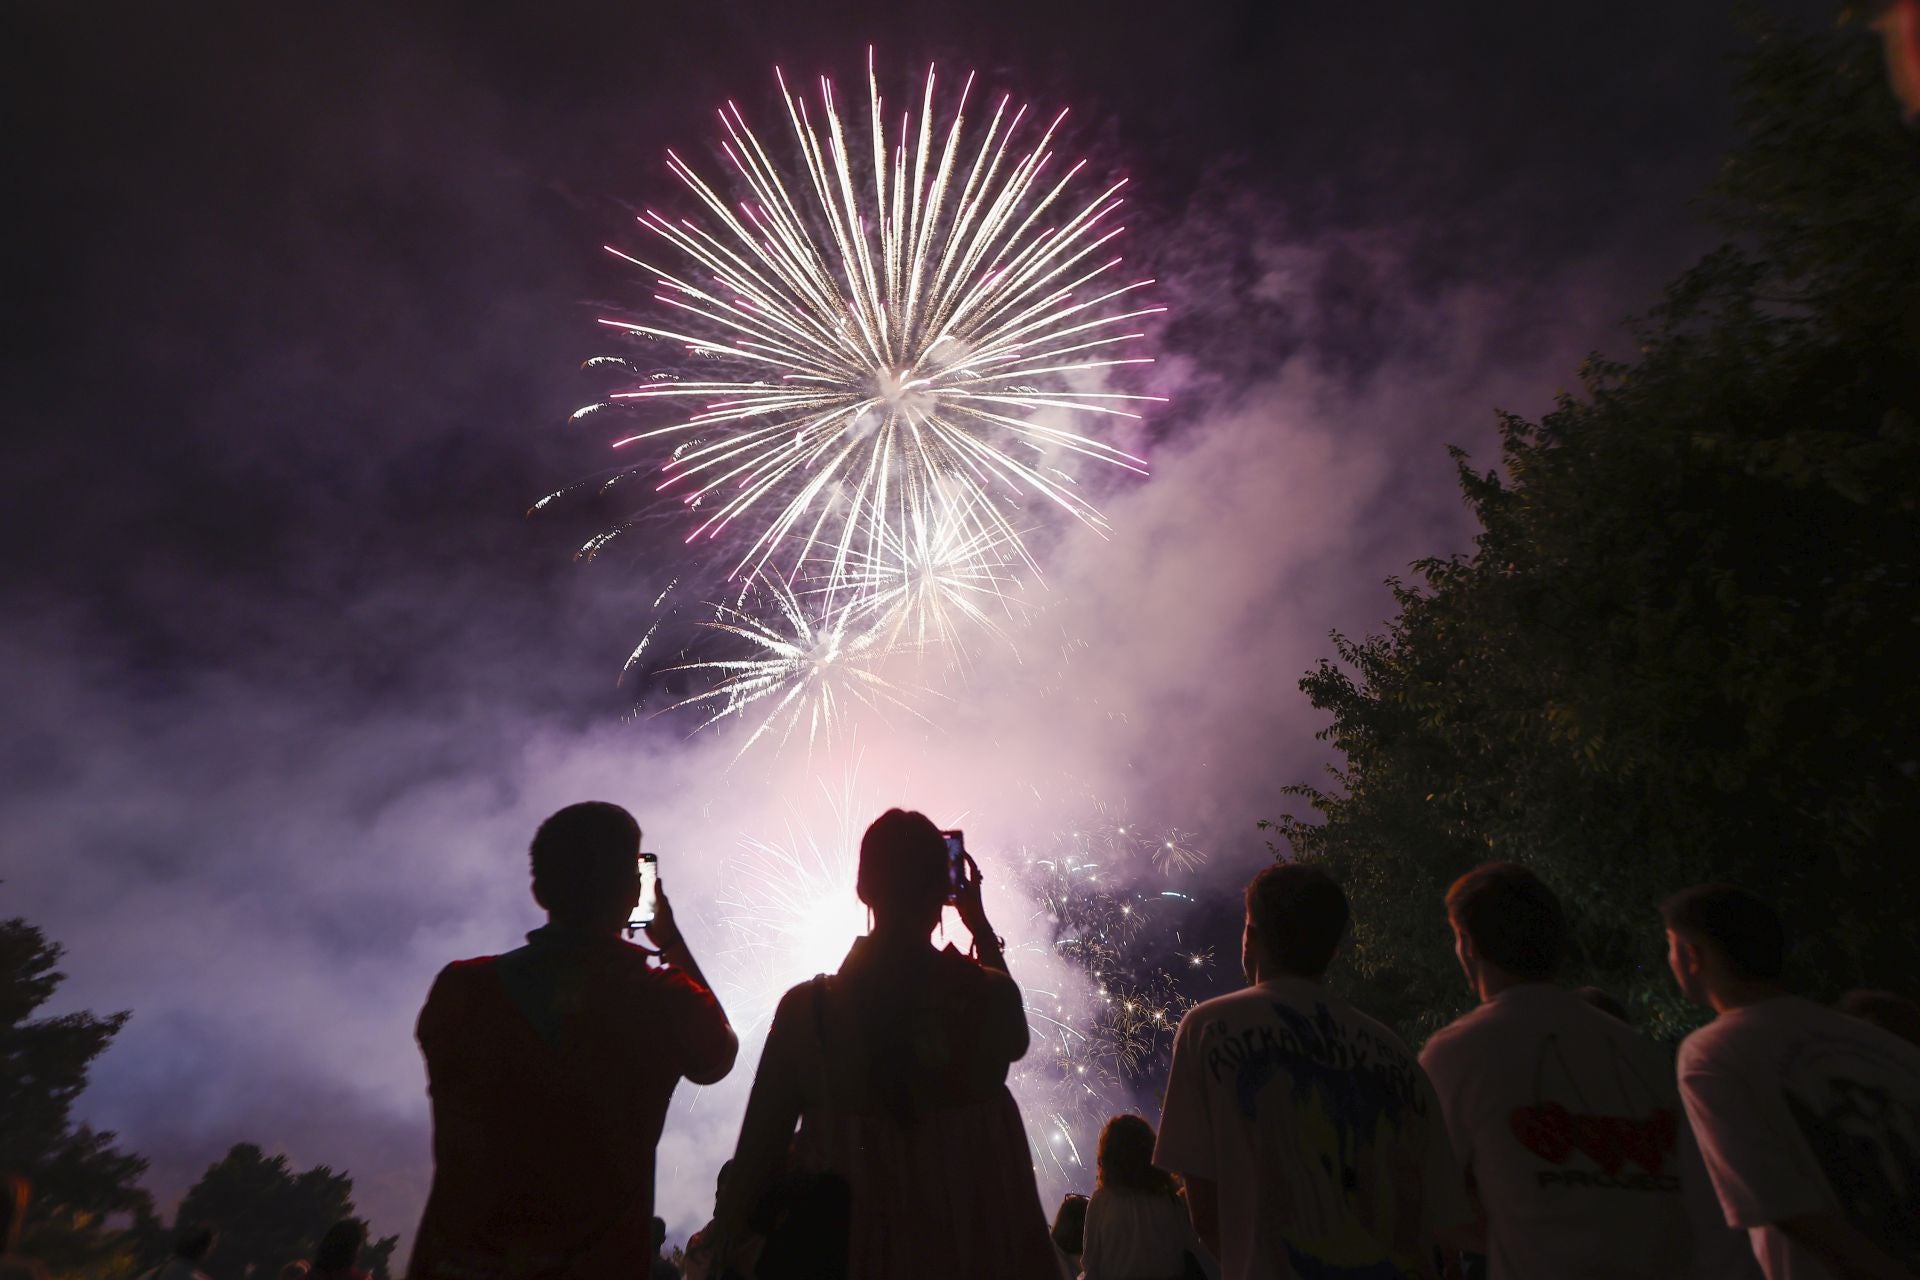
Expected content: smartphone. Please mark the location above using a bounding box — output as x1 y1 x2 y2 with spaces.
941 829 966 903
628 853 659 931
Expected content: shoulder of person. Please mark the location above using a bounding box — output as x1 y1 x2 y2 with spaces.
1173 983 1277 1040
1185 982 1268 1020
1582 1004 1679 1069
1417 999 1499 1058
425 954 502 1001
1792 997 1920 1070
769 973 830 1021
935 943 1016 990
438 954 501 978
1676 999 1786 1071
1675 1017 1728 1077
1340 998 1419 1060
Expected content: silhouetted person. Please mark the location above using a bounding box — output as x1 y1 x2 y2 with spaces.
1664 884 1920 1279
1418 863 1755 1279
1052 1193 1089 1280
1838 990 1920 1050
683 1161 749 1280
1079 1114 1210 1280
1155 863 1468 1278
0 1177 48 1280
715 808 1058 1279
408 802 738 1280
1576 984 1630 1023
312 1220 370 1280
138 1224 216 1280
650 1216 679 1280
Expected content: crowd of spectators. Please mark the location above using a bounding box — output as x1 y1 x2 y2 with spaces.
11 801 1911 1280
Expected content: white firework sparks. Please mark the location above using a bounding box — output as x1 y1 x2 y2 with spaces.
715 815 868 1035
662 571 925 756
593 52 1163 601
826 490 1027 655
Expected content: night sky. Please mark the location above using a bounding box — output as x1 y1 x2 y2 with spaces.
3 0 1832 1248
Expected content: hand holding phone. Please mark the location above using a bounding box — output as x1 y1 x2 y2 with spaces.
628 853 659 932
942 830 997 956
941 829 967 903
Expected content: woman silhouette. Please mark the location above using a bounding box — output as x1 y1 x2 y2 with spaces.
716 808 1058 1279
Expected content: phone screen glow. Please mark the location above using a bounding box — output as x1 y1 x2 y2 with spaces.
941 830 964 900
630 854 659 929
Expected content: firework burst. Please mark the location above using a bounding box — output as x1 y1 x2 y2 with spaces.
826 490 1028 656
588 52 1163 608
662 571 926 756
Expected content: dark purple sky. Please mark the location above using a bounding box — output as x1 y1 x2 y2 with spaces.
2 0 1831 1248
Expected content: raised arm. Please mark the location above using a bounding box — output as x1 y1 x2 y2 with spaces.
954 851 1030 1060
646 875 738 1084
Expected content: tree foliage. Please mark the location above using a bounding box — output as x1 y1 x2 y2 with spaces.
1272 17 1920 1044
1 909 401 1279
0 915 158 1278
173 1143 397 1280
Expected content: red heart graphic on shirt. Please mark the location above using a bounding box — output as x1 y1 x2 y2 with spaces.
1510 1102 1574 1163
1570 1113 1624 1174
1509 1104 1676 1174
1610 1108 1676 1176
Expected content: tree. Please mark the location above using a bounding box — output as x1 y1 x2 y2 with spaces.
0 913 158 1278
172 1143 398 1280
1273 16 1920 1044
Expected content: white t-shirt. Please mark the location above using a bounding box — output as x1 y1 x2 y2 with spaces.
1078 1185 1208 1280
1154 977 1469 1280
1677 995 1920 1280
1419 983 1758 1279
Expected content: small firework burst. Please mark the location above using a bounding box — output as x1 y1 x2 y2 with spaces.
662 571 927 755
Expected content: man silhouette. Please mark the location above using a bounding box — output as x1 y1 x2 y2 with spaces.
1419 863 1754 1279
1154 863 1468 1279
1665 884 1920 1280
408 802 737 1279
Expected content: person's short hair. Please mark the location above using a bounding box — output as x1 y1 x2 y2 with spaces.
651 1216 666 1249
1245 863 1348 979
1660 884 1786 981
1050 1192 1089 1255
856 809 947 917
1576 985 1629 1023
1838 989 1920 1048
175 1223 217 1262
530 802 641 921
1445 862 1567 979
315 1220 363 1271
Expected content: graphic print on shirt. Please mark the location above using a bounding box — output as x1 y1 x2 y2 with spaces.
1204 999 1436 1280
1506 1033 1680 1193
1777 1034 1920 1268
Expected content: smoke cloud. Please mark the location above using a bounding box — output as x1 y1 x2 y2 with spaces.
4 0 1791 1254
